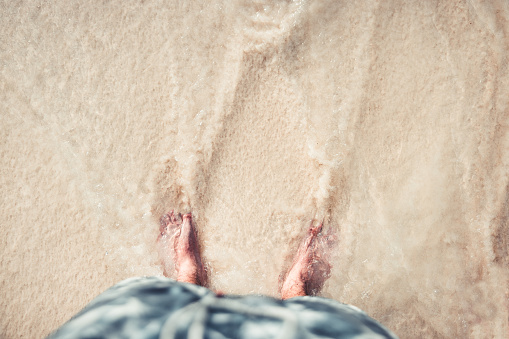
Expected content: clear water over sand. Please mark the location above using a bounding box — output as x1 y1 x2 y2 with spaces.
1 1 508 337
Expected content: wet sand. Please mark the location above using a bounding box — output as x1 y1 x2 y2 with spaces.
1 1 508 337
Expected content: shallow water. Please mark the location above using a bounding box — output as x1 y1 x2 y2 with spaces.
1 1 508 338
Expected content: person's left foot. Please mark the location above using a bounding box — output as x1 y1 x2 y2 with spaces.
158 211 207 286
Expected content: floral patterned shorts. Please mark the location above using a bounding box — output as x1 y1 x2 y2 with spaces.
48 276 397 339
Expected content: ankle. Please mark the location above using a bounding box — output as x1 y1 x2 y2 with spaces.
281 283 307 299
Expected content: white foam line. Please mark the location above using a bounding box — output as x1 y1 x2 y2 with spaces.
305 0 380 219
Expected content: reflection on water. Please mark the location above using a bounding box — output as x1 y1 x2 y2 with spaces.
1 0 508 338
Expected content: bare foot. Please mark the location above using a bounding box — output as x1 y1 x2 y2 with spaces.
280 222 333 300
158 211 207 286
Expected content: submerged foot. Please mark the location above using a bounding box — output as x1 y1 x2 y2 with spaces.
158 211 207 286
280 222 333 300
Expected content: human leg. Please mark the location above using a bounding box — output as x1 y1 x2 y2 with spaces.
280 222 332 300
158 211 207 286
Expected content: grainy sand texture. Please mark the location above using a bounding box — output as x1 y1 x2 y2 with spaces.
1 1 509 338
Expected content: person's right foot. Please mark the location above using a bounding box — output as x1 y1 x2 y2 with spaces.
280 222 332 299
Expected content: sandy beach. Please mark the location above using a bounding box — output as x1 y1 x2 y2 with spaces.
1 1 508 337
